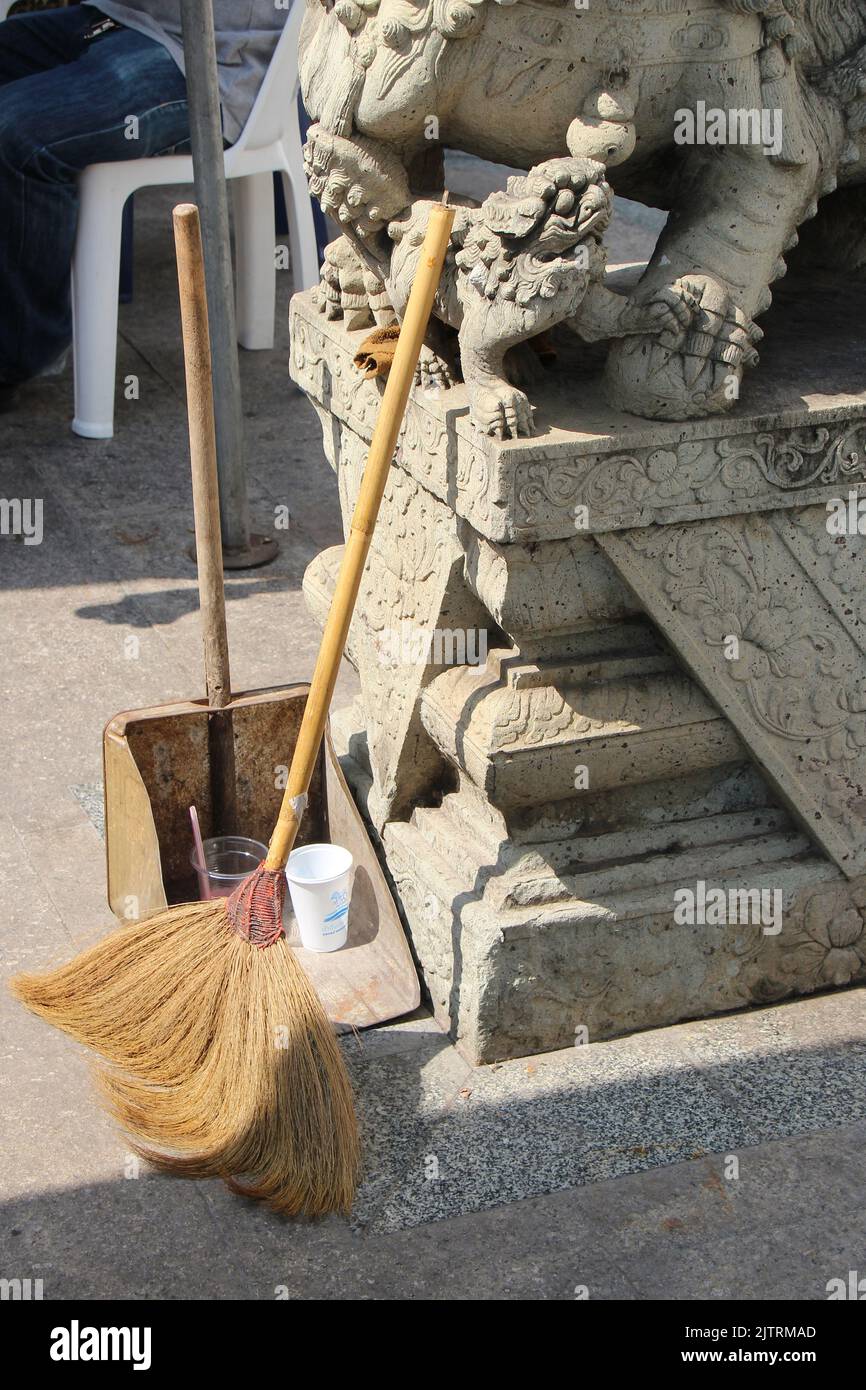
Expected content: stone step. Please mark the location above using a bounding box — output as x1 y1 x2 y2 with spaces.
465 760 784 841
490 855 840 936
410 795 811 907
491 617 666 665
389 812 832 931
426 796 797 876
491 831 814 909
422 655 744 808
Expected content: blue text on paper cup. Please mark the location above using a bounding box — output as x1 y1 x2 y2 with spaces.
322 888 349 934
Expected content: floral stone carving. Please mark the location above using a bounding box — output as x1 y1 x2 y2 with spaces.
602 507 866 875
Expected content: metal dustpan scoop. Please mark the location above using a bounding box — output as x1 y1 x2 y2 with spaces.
102 205 418 1031
104 690 419 1030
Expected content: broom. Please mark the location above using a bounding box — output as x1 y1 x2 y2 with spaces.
11 197 455 1215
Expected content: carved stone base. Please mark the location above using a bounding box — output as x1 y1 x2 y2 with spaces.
384 781 857 1062
290 279 866 1062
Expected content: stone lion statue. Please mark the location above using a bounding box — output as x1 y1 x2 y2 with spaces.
299 0 866 433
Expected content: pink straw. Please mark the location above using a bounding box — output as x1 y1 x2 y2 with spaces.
189 805 209 899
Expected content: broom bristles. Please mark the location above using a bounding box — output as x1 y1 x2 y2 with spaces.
10 900 360 1216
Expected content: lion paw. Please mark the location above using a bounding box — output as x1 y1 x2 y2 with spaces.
471 383 535 440
624 280 702 347
303 124 411 240
624 275 761 366
314 237 396 331
314 239 370 329
606 273 765 419
671 275 763 379
415 345 455 393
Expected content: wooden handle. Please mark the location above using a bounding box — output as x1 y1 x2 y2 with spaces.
173 203 233 708
265 201 455 871
174 203 237 833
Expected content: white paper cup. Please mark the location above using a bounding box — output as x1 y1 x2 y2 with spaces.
285 843 353 952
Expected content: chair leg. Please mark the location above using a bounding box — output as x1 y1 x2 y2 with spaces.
233 172 276 350
281 106 321 291
119 193 135 305
71 178 126 439
281 167 321 293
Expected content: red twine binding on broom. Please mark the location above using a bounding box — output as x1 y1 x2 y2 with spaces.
226 862 286 948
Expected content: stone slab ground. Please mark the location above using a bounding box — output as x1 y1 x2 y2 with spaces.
0 184 863 1301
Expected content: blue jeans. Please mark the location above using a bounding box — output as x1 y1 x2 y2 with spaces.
0 5 190 384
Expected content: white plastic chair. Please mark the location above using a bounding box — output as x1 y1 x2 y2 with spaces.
70 1 318 438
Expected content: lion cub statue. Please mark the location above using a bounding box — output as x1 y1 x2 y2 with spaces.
315 157 741 439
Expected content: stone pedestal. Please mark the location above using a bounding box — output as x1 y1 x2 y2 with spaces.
291 275 866 1063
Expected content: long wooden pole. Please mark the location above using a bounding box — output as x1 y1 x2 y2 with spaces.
173 203 237 834
265 201 454 871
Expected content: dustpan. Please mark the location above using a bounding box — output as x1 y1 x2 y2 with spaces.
103 692 419 1030
102 202 419 1032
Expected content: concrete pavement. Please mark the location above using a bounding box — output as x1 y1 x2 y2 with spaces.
1 180 863 1302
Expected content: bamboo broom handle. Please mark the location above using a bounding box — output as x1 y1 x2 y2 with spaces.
265 201 455 872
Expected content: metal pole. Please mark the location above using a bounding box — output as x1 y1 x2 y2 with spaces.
180 0 277 568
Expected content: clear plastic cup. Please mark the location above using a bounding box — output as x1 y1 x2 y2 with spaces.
190 835 268 900
285 843 353 952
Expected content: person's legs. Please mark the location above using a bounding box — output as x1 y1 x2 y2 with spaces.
0 11 191 385
0 3 98 86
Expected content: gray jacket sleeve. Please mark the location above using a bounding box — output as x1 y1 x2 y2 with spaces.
94 1 288 144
